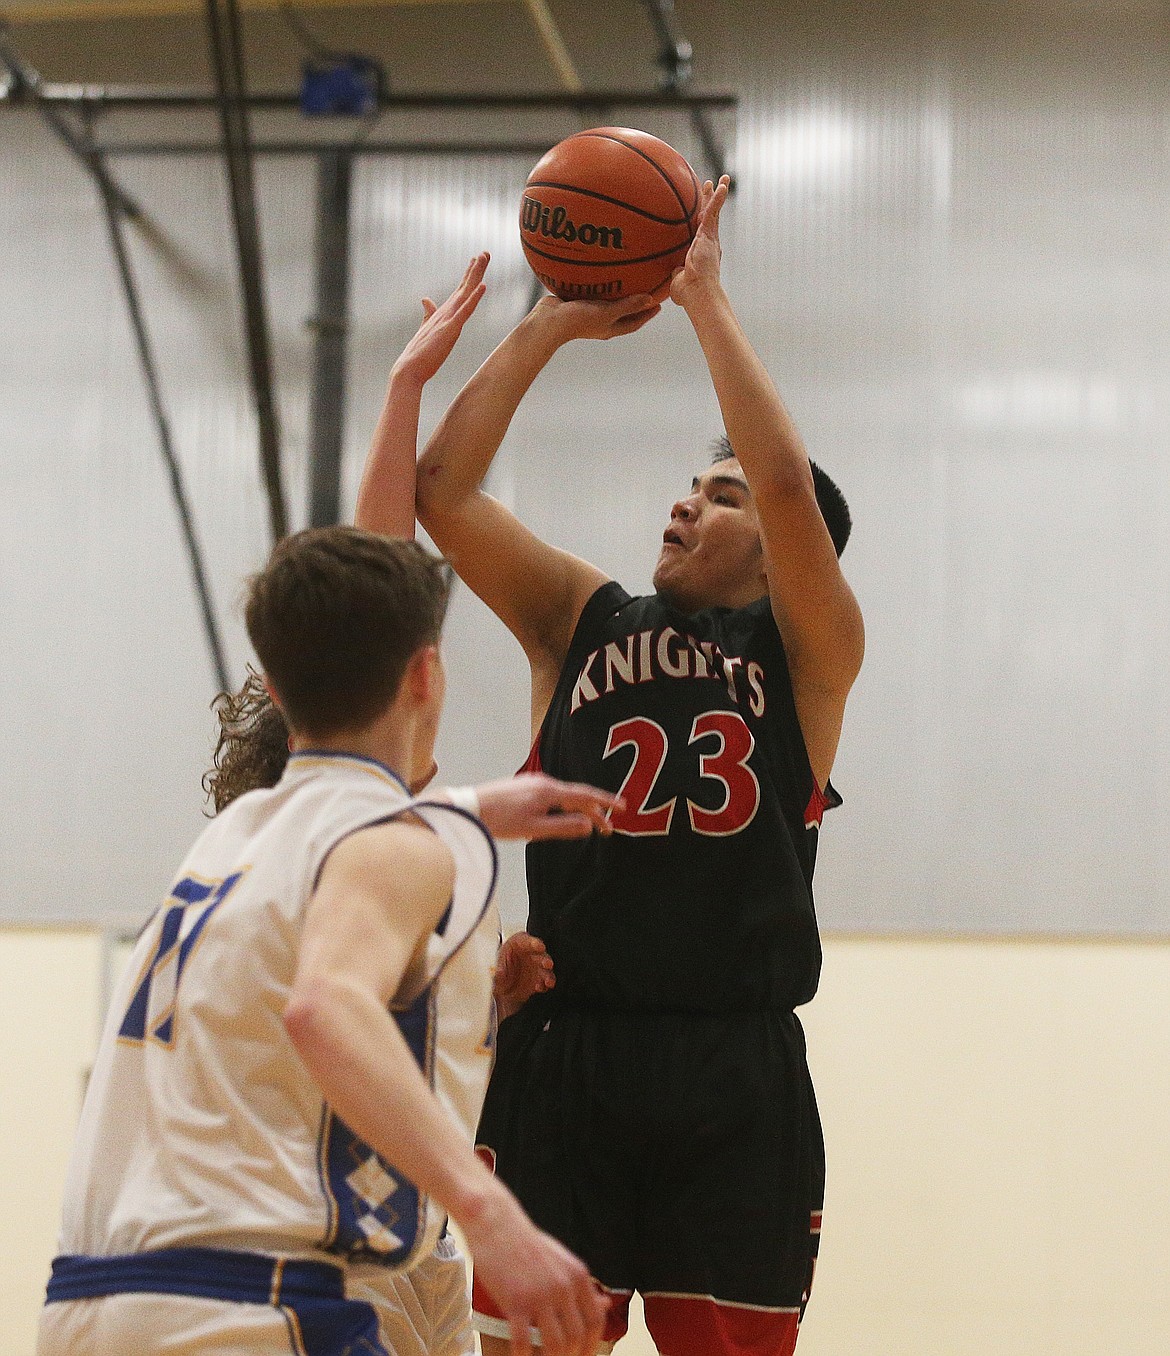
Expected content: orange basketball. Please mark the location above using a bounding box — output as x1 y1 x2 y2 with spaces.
520 127 701 302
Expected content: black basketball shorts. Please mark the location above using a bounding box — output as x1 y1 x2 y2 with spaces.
471 1005 824 1356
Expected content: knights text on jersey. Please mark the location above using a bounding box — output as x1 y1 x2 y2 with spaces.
526 582 839 1013
57 752 499 1272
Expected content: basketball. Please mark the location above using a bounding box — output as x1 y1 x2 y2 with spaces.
519 126 701 301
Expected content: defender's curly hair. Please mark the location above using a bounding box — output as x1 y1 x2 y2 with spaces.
203 669 290 814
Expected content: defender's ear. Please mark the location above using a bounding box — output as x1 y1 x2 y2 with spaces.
261 674 282 711
405 644 442 705
259 676 294 750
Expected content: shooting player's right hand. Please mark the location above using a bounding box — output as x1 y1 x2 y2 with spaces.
529 289 660 344
462 1180 605 1356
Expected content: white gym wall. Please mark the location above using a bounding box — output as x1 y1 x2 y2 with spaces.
1 2 1167 1352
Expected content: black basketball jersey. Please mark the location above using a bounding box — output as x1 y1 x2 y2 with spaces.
525 581 839 1014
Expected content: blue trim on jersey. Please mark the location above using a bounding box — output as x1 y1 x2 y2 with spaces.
45 1250 385 1356
410 801 500 986
395 984 435 1070
46 1248 344 1303
318 987 434 1268
310 800 495 1267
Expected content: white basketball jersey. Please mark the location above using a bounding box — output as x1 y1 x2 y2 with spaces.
58 751 499 1272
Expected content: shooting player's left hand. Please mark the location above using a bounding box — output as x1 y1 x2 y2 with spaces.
494 931 556 1022
670 175 731 307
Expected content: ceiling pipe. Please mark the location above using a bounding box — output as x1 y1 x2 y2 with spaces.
0 84 735 113
205 0 289 544
638 0 731 186
521 0 584 94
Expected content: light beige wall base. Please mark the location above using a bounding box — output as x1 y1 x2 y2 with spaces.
797 937 1170 1356
0 930 104 1356
4 931 1168 1356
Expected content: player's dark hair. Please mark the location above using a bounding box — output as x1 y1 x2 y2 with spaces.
711 435 852 557
203 668 290 814
245 526 451 740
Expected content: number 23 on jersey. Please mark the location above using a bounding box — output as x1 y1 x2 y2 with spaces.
602 711 761 838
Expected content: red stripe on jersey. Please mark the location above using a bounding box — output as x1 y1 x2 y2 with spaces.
518 734 543 776
642 1293 801 1356
804 780 830 829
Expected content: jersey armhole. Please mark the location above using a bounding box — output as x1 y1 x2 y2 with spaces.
406 801 500 996
529 580 631 764
744 598 845 825
805 778 843 831
563 580 630 666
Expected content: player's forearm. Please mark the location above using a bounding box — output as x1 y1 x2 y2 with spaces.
284 973 498 1227
682 283 813 502
685 283 864 689
417 309 563 523
354 368 425 538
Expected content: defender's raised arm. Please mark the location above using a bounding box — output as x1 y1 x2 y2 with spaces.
355 252 488 539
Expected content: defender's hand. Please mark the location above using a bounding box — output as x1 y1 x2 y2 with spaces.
462 1182 606 1356
391 252 489 386
475 773 622 841
670 175 731 308
494 931 555 1021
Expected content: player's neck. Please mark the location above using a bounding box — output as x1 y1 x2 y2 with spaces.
657 581 767 614
289 709 416 786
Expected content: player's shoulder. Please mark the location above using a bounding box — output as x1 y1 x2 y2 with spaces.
697 596 795 695
324 814 454 886
275 752 416 843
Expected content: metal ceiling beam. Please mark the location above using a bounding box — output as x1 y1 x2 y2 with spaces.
5 0 504 21
0 84 735 112
94 138 566 156
0 37 142 210
205 0 289 543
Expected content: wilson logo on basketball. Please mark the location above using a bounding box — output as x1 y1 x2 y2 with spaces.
521 197 624 250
